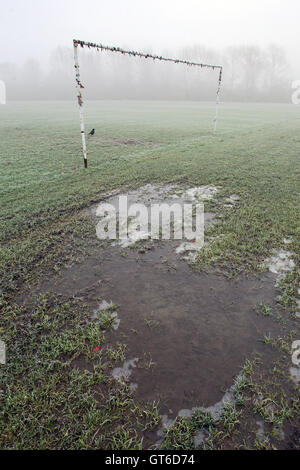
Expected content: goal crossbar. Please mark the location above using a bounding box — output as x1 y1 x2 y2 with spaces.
73 39 223 168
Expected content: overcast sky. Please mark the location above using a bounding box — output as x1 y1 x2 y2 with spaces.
0 0 299 71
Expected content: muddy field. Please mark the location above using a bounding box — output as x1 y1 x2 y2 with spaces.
17 182 299 449
0 101 299 450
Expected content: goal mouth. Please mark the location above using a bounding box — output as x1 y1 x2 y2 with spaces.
73 39 223 168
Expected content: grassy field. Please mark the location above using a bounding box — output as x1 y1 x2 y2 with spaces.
0 100 299 449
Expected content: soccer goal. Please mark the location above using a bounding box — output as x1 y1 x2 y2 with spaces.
73 39 223 168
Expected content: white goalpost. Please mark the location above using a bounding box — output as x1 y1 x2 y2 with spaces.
73 39 223 168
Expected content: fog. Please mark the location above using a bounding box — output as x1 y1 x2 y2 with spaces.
0 0 298 102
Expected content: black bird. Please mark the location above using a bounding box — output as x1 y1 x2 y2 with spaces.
88 128 95 136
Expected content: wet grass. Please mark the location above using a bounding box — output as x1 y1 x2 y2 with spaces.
160 354 299 450
0 100 299 449
0 293 160 449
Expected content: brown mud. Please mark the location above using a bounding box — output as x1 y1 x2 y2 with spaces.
38 241 283 417
18 183 298 448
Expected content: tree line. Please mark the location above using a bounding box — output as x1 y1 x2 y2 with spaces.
0 44 293 102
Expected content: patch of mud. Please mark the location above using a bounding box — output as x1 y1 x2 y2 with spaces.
18 177 298 448
106 137 162 147
32 180 296 448
40 242 282 418
116 138 142 146
33 183 296 446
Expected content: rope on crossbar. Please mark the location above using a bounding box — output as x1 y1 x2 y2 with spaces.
73 39 223 71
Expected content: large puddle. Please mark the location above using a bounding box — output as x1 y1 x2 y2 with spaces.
40 241 281 416
32 184 291 440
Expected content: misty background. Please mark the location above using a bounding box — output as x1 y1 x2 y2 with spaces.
0 0 298 102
